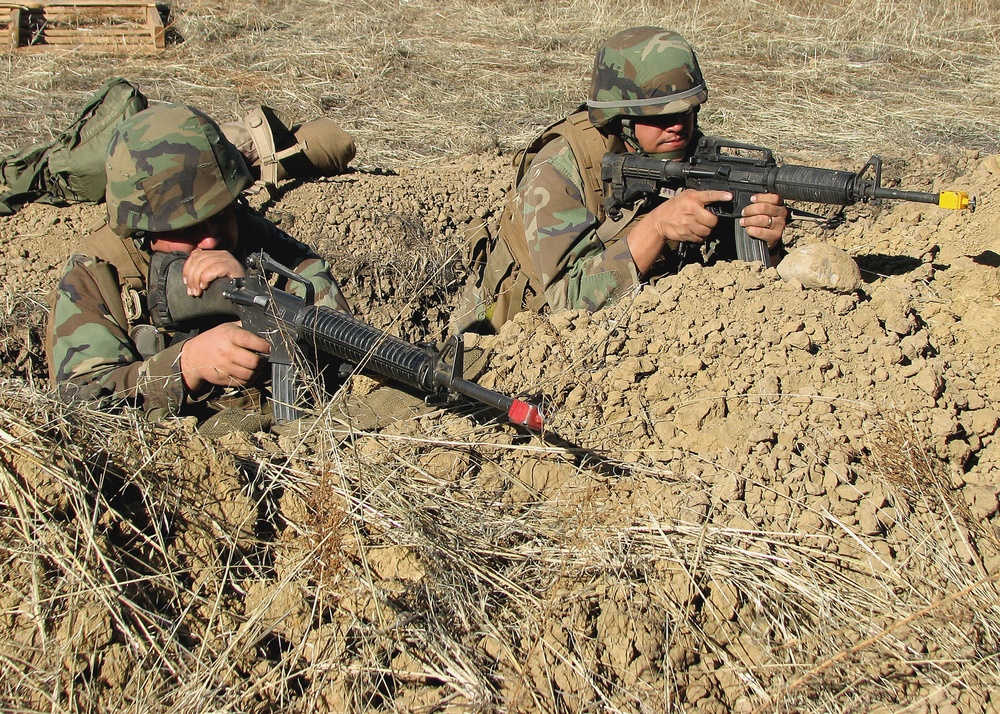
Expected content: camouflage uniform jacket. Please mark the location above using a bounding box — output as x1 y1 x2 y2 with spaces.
46 207 349 419
456 109 719 333
520 122 723 312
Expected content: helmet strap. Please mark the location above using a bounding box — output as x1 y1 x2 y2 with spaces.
620 118 643 154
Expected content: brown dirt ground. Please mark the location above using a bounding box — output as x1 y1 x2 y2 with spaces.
1 142 999 711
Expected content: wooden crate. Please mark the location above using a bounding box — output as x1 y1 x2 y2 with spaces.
1 1 166 53
0 5 18 47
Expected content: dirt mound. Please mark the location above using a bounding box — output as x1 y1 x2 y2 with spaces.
1 147 999 712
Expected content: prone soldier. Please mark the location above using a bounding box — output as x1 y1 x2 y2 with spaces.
455 26 789 333
46 103 350 424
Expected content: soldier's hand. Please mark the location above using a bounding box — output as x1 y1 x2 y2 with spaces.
627 189 729 275
182 248 247 297
650 189 730 244
179 322 271 394
740 193 787 249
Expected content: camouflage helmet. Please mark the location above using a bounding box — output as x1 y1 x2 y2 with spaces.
105 103 252 236
588 27 708 129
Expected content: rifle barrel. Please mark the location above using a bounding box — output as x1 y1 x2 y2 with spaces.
298 305 436 392
444 376 544 429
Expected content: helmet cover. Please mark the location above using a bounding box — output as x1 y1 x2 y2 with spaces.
105 103 252 236
588 27 708 129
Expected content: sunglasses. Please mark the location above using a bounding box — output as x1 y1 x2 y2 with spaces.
638 108 695 127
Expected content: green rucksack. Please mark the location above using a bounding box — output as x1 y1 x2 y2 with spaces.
0 77 147 216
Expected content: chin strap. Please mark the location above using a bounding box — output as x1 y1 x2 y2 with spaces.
619 118 642 153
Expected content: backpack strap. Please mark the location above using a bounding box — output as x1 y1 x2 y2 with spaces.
80 224 147 289
79 224 149 324
242 106 307 193
514 106 623 222
502 109 622 306
558 110 624 222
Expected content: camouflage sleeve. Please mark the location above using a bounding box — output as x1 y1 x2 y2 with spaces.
46 255 187 418
520 138 640 312
282 253 351 312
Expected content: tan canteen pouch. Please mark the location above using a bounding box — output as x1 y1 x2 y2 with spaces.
222 105 356 194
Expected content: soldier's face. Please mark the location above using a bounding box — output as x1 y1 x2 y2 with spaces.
148 205 239 254
632 109 695 156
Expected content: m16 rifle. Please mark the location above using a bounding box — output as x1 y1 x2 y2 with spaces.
147 251 543 429
601 136 977 267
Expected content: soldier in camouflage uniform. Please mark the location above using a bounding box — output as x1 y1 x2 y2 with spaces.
455 27 789 333
46 103 350 422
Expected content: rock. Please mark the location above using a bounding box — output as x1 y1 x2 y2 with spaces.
777 244 862 293
966 408 1000 437
871 283 918 336
965 486 1000 520
913 365 945 399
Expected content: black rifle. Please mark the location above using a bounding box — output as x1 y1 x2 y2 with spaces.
147 251 543 429
601 135 976 267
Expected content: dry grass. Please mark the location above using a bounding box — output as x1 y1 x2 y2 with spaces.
1 0 998 165
3 374 998 711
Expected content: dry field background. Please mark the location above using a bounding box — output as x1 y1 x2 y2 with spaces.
2 1 1000 713
3 0 1000 163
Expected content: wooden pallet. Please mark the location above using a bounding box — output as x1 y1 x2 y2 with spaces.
1 1 166 53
